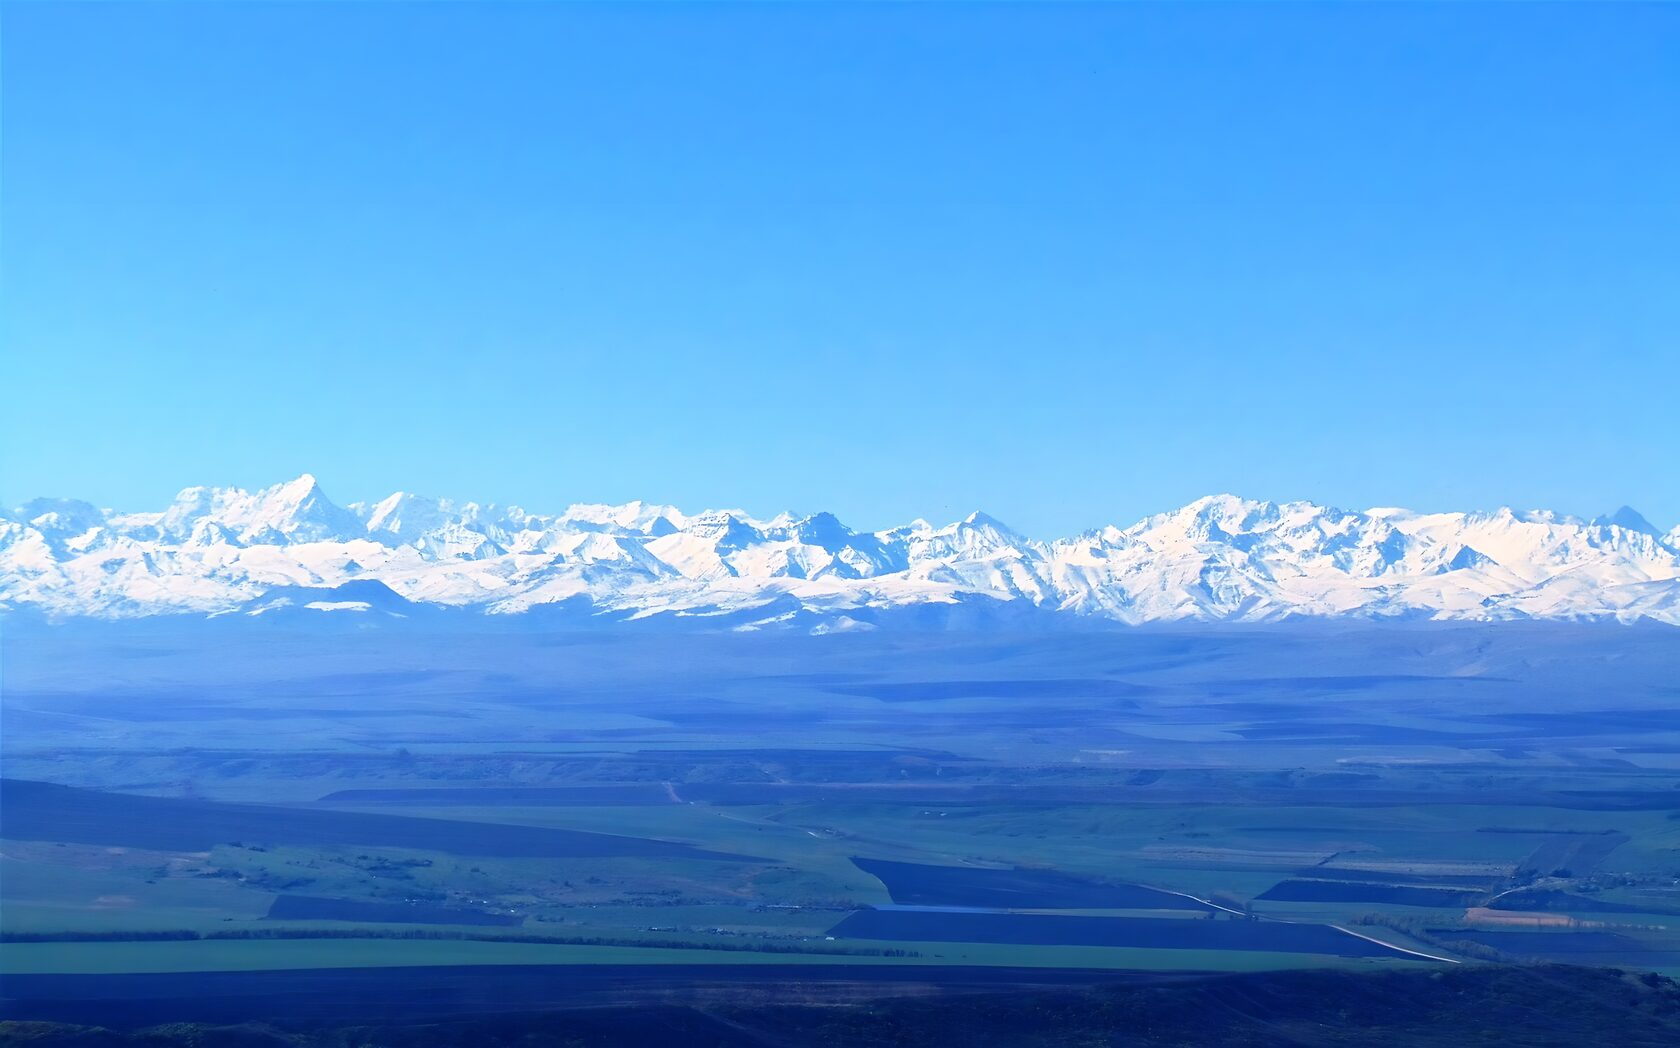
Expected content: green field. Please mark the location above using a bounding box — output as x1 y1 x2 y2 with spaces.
6 626 1680 982
0 935 1434 976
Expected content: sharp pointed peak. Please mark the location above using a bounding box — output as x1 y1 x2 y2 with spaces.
1593 505 1659 536
270 473 322 493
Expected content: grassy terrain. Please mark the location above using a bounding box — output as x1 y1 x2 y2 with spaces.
9 780 1680 972
4 624 1680 990
0 937 1416 976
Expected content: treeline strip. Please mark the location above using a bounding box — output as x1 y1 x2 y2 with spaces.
0 928 918 957
1349 913 1503 962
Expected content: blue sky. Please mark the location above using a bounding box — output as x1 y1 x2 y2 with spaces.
5 3 1676 536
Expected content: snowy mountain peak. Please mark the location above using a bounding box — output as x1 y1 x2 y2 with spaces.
147 474 364 545
560 500 686 535
362 491 457 543
2 480 1676 628
16 497 106 536
274 472 324 499
960 510 1018 533
785 511 853 550
1594 506 1660 537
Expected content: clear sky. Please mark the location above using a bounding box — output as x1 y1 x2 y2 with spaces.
5 3 1676 537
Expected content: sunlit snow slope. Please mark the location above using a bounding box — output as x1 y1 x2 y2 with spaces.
4 476 1677 627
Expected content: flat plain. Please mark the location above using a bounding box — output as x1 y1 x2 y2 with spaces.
4 619 1679 1030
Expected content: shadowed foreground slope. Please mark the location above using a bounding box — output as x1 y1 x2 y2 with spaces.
4 964 1679 1046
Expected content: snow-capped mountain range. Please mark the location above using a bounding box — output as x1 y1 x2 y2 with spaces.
4 475 1679 628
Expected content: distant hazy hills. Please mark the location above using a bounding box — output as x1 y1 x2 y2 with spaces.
4 475 1678 628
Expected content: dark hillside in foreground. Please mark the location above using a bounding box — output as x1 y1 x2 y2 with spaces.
3 964 1678 1046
